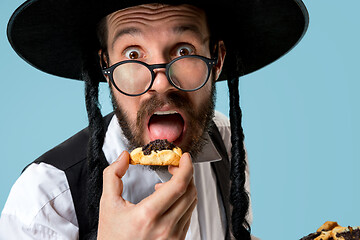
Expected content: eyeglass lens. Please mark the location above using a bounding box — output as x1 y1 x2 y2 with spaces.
113 62 152 95
112 57 209 95
168 57 208 90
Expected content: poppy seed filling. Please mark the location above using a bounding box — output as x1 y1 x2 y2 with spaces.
142 139 176 155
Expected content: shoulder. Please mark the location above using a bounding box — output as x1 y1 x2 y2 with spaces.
2 163 70 219
34 126 90 170
34 112 114 170
1 163 78 238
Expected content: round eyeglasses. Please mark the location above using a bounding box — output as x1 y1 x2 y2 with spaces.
102 54 218 96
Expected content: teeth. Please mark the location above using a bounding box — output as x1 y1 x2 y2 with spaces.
154 110 178 115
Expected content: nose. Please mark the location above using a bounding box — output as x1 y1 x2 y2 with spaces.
150 65 176 94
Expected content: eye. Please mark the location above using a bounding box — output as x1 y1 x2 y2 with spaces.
175 45 195 57
124 47 143 60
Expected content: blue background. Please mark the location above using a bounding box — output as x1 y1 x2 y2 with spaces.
1 0 359 239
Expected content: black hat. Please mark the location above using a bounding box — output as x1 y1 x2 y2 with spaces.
7 0 308 82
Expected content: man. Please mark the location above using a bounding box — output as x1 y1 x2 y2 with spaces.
1 0 308 239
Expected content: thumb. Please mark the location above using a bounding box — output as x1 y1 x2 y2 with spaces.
102 151 130 200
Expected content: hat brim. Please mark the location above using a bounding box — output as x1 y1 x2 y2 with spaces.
7 0 309 81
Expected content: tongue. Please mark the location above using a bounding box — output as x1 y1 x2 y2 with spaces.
148 114 184 143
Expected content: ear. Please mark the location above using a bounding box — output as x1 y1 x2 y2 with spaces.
98 49 110 83
214 40 226 81
98 49 109 68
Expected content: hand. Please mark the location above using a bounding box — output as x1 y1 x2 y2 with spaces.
97 151 197 240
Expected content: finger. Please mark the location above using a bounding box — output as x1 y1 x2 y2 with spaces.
139 152 194 216
179 198 197 232
102 151 130 200
180 219 191 240
162 178 197 225
172 197 197 239
168 152 192 176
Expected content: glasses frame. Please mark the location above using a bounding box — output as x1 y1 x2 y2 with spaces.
102 53 218 97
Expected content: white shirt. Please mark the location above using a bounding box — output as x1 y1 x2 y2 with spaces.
0 111 252 240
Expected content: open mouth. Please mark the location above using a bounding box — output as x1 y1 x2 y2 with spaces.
147 110 185 144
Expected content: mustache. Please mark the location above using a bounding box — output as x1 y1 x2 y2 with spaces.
136 91 192 124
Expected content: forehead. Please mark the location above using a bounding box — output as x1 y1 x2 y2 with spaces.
105 4 209 47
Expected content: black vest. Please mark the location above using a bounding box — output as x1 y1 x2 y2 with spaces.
30 113 232 239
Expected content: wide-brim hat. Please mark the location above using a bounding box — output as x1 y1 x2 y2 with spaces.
7 0 309 82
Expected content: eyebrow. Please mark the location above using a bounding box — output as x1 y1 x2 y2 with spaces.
172 24 209 42
111 27 142 49
172 24 206 42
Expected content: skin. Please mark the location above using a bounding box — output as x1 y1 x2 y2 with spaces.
98 4 226 239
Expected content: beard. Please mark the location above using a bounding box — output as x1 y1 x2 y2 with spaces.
110 82 216 159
